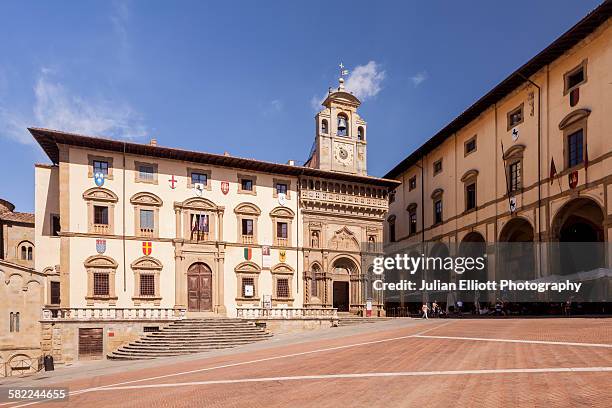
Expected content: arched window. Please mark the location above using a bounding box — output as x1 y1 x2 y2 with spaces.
18 241 33 261
358 126 364 141
311 263 320 298
321 119 328 134
337 113 348 137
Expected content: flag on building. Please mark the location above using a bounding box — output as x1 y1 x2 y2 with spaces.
549 157 557 184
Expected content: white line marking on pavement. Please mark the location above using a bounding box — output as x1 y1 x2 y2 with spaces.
5 321 454 408
87 366 612 391
413 335 612 348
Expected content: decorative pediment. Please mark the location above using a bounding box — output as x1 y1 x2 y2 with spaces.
558 108 591 130
504 144 525 160
406 202 418 212
234 202 261 216
270 206 295 219
234 261 261 274
461 169 479 183
431 188 444 199
271 263 294 275
84 255 118 269
329 227 360 252
82 187 118 203
177 197 218 211
387 214 396 223
130 192 162 207
130 256 163 271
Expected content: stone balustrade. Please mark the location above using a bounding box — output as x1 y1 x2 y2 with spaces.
41 307 186 321
236 306 338 320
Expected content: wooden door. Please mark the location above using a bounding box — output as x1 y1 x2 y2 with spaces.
187 263 213 311
78 328 103 359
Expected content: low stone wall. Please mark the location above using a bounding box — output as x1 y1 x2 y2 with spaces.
248 318 338 335
41 320 173 364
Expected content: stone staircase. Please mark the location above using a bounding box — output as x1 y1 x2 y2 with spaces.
337 317 391 327
107 318 272 360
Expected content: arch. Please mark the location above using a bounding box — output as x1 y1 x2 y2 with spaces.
459 231 488 282
234 202 261 216
337 112 349 137
17 240 34 261
130 256 163 271
357 126 365 141
269 206 295 219
460 169 479 183
82 187 118 203
84 254 118 269
498 217 535 281
271 263 294 274
179 197 218 211
499 217 534 242
321 119 328 134
234 261 261 274
431 188 444 199
551 197 604 241
310 262 321 298
130 192 163 207
503 144 526 160
331 256 360 275
428 242 450 283
558 108 591 130
406 202 418 212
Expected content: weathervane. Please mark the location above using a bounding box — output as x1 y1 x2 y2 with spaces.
338 62 349 90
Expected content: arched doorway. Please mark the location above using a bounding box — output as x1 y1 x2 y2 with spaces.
552 198 604 276
187 262 213 312
499 218 535 281
331 257 358 312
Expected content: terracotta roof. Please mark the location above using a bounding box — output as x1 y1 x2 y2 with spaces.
0 210 34 224
385 1 611 179
29 128 401 188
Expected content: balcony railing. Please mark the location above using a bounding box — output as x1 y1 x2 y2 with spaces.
93 224 110 234
241 234 254 244
276 237 288 247
139 228 154 237
41 307 186 321
236 306 338 320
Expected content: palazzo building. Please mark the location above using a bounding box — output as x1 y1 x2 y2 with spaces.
31 76 398 323
384 3 612 311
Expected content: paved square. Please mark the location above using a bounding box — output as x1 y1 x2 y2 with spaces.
3 318 611 407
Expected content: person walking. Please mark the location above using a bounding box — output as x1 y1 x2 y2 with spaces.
421 303 429 319
432 301 439 318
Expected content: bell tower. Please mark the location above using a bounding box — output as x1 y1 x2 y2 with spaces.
307 64 368 175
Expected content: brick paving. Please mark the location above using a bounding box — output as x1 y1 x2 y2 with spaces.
5 318 612 408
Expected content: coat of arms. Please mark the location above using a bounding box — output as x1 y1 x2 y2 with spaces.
568 171 578 189
142 241 152 256
279 249 286 263
244 247 252 261
96 239 106 254
221 181 229 195
94 172 105 187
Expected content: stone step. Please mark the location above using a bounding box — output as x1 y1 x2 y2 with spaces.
133 337 270 346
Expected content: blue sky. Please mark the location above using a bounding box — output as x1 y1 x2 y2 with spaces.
0 0 602 212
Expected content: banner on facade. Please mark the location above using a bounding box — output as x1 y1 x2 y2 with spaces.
262 245 272 268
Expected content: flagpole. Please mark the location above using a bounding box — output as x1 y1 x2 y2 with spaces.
500 140 513 214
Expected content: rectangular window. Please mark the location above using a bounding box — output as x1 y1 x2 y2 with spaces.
433 159 442 175
93 206 109 225
434 199 443 224
51 214 61 236
507 105 524 129
140 209 154 230
242 219 254 236
9 312 20 333
191 172 208 186
138 164 155 181
509 161 522 192
93 273 109 296
242 277 254 297
93 160 109 176
389 223 396 243
409 212 417 235
277 222 288 239
466 183 476 211
50 281 61 305
409 176 417 191
276 183 288 195
564 61 587 93
190 213 209 233
140 274 155 296
276 278 290 298
241 179 253 191
567 129 584 168
465 137 477 155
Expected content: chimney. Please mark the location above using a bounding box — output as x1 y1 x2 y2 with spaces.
287 160 295 166
150 138 157 146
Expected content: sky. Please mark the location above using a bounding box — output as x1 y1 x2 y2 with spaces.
0 0 603 213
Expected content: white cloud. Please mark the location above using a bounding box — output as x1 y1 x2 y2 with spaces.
310 61 385 111
344 61 385 100
0 69 147 144
410 71 428 87
111 0 130 53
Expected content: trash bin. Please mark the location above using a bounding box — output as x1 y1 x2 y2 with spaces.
43 355 54 371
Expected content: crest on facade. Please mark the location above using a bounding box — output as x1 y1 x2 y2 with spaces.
511 128 519 142
96 239 106 254
194 183 205 197
278 192 286 207
570 87 580 107
94 172 105 187
169 175 178 189
568 171 578 189
221 181 229 195
244 247 252 261
279 249 286 263
509 196 517 213
142 241 152 256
